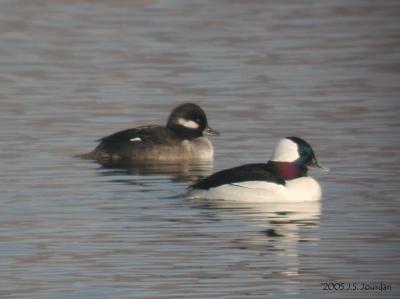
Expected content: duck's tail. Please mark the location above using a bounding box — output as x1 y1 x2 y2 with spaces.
75 150 96 159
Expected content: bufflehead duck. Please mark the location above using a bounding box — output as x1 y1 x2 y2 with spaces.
188 137 327 202
84 103 219 161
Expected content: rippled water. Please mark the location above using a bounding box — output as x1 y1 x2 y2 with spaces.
0 0 399 298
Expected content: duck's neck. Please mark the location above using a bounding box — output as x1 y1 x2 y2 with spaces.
267 160 308 180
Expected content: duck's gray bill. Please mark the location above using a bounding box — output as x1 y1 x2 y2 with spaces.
204 126 220 136
311 163 330 172
309 158 330 172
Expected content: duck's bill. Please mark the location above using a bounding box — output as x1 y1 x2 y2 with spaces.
312 164 330 172
204 126 220 136
309 159 330 172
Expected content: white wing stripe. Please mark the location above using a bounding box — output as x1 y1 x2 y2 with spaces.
129 137 142 142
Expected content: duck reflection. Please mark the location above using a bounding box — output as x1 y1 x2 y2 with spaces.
191 199 320 232
95 160 214 183
189 199 321 279
190 198 321 247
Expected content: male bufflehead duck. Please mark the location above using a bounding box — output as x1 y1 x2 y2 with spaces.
84 103 219 161
188 137 327 202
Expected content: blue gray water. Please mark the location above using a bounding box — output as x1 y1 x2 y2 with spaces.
0 0 399 298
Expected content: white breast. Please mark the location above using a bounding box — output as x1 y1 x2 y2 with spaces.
188 177 321 203
285 177 321 202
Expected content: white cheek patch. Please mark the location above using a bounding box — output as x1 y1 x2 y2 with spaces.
177 118 200 129
129 137 142 142
272 138 299 162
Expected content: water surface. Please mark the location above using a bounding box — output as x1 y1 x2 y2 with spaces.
0 0 399 298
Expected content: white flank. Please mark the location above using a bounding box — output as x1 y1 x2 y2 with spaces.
188 177 321 203
129 137 142 142
177 118 199 129
272 138 300 162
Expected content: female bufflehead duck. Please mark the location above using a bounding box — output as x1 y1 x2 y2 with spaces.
188 137 327 202
84 103 219 161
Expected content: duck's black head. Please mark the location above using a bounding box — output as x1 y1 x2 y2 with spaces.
167 103 219 139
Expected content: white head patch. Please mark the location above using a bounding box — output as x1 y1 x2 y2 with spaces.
272 138 300 162
177 118 199 129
